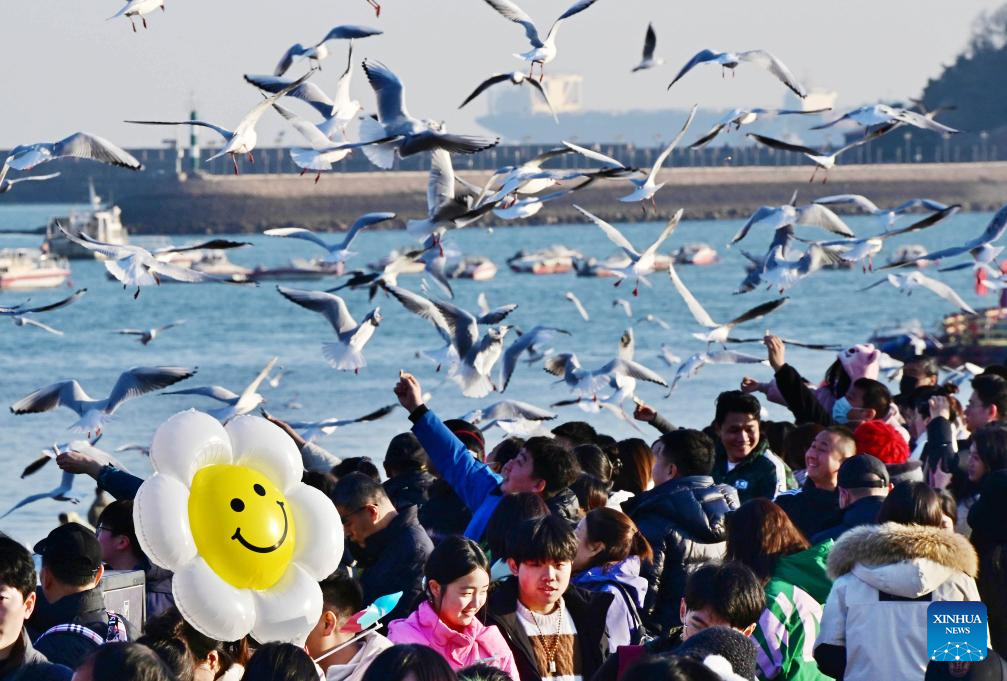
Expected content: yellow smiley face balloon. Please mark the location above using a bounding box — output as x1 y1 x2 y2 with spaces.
188 464 296 590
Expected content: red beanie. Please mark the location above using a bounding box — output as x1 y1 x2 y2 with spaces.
853 420 909 464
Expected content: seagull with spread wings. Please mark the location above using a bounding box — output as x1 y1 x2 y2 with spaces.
564 291 590 321
126 71 314 175
0 287 86 336
0 171 60 195
500 326 571 392
10 365 196 436
460 72 558 123
730 194 855 247
881 203 1007 272
812 194 952 229
0 133 141 189
668 49 806 98
689 107 831 149
618 106 696 208
862 272 976 314
272 25 382 77
480 0 604 80
632 23 663 72
746 132 869 182
270 102 383 182
277 287 381 372
544 352 668 397
405 149 490 245
0 471 79 519
265 212 395 264
812 104 959 137
667 351 768 394
162 358 278 423
115 320 185 345
668 262 787 345
280 404 397 442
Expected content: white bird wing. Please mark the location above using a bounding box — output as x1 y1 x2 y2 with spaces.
0 472 76 519
277 286 357 333
237 357 278 408
574 205 640 259
666 262 717 328
274 43 309 77
243 74 335 119
382 284 452 342
562 141 625 169
106 366 197 413
913 274 976 314
162 385 240 403
500 326 568 392
795 204 855 237
706 350 768 364
893 109 959 135
362 59 409 123
264 227 333 252
430 299 481 359
729 205 780 245
271 102 333 149
483 400 557 421
598 358 668 387
11 380 93 416
17 317 64 335
640 209 684 261
8 172 61 186
236 71 314 136
647 105 697 183
565 291 590 321
49 132 142 171
738 50 806 97
482 0 543 46
667 49 721 89
342 212 396 250
124 119 234 142
428 149 456 215
813 194 881 214
147 258 233 284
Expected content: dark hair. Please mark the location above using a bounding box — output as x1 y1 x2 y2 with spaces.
911 385 962 424
714 391 761 426
331 472 389 511
97 500 143 560
781 423 825 472
487 438 524 473
320 572 364 619
906 356 940 378
972 374 1007 414
443 419 486 460
612 438 654 495
506 515 577 565
936 489 957 524
823 425 857 458
242 642 319 681
332 457 381 482
683 562 766 629
655 429 715 477
457 662 512 681
825 358 853 399
622 655 721 681
425 536 489 611
301 470 338 497
83 642 175 681
361 644 458 681
877 481 944 527
570 474 609 513
854 378 892 417
763 421 794 462
485 493 549 560
0 537 36 600
384 432 428 477
983 365 1007 382
573 444 614 484
581 507 653 569
551 421 597 447
726 500 810 581
525 437 581 495
973 422 1007 473
143 638 195 681
141 606 245 671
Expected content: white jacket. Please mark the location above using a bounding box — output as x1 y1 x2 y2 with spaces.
324 632 393 681
815 522 984 681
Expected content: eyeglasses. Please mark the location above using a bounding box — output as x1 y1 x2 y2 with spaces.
339 507 368 525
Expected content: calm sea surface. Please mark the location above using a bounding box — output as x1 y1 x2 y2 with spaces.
0 202 994 545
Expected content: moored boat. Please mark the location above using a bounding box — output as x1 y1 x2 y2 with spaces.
0 249 71 290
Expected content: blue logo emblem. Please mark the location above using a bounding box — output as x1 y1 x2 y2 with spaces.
927 601 987 661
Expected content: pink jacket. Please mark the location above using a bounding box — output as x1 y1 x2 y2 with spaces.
388 601 519 681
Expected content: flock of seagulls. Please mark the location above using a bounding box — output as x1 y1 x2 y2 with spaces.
0 0 997 520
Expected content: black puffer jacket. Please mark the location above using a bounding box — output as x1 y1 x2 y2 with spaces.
968 469 1007 655
622 475 739 635
546 486 581 527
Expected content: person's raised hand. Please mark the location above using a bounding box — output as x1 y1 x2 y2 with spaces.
56 450 103 479
394 370 424 413
633 400 657 423
764 335 786 371
929 395 951 422
740 376 762 394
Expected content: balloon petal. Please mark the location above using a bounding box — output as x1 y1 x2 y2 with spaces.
173 557 256 642
133 474 196 571
250 563 322 645
226 416 302 493
150 410 233 486
288 485 343 581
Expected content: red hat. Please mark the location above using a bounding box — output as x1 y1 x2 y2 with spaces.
853 420 909 464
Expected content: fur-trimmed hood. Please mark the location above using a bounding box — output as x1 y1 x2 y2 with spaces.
827 522 978 598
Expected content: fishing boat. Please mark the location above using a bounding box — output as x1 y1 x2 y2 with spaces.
673 243 720 266
249 259 345 282
507 245 583 275
446 255 497 280
41 182 128 260
0 249 71 290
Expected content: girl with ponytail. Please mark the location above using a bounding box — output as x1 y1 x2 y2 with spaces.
571 507 653 649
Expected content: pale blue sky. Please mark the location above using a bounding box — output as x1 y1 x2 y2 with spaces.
1 0 1001 147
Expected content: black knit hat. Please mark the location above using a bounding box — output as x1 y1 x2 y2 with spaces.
673 626 759 681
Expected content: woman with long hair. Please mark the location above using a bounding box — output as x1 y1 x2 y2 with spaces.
726 500 831 681
140 606 248 681
571 507 653 650
388 537 518 679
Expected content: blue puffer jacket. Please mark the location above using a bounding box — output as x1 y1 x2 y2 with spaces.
572 556 649 651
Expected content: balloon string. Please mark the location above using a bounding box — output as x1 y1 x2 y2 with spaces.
312 624 380 664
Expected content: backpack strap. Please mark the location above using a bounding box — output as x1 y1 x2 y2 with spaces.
594 578 644 629
37 623 106 647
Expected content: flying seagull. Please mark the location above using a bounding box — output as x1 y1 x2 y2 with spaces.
126 71 314 175
667 262 787 344
270 101 380 182
0 133 141 188
108 0 164 31
667 350 768 394
689 108 831 149
812 194 952 228
163 357 278 423
668 49 806 98
500 326 571 392
11 366 197 436
277 287 381 372
746 133 868 182
812 104 959 137
114 320 185 345
618 106 696 208
20 437 127 479
273 25 382 76
730 194 854 246
279 403 397 442
544 352 668 397
881 203 1007 271
460 400 557 436
0 471 78 519
0 287 86 335
632 23 662 72
575 205 683 295
265 212 395 264
0 172 60 195
459 72 558 123
405 149 492 246
480 0 604 80
564 291 590 321
862 272 976 314
358 60 499 170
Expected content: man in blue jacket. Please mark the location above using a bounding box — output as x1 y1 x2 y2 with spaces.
394 371 580 541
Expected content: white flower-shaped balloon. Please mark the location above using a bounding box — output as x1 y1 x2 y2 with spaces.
133 410 343 643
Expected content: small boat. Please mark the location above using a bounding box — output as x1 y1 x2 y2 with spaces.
887 244 930 269
507 245 583 275
673 243 719 266
0 248 71 290
937 307 1007 367
41 182 129 260
446 255 497 280
249 258 345 282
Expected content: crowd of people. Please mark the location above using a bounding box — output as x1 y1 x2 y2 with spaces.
2 335 1006 681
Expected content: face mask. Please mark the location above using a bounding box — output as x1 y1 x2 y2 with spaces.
833 397 853 425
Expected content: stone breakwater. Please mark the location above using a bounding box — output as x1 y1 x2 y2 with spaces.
58 162 1007 233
